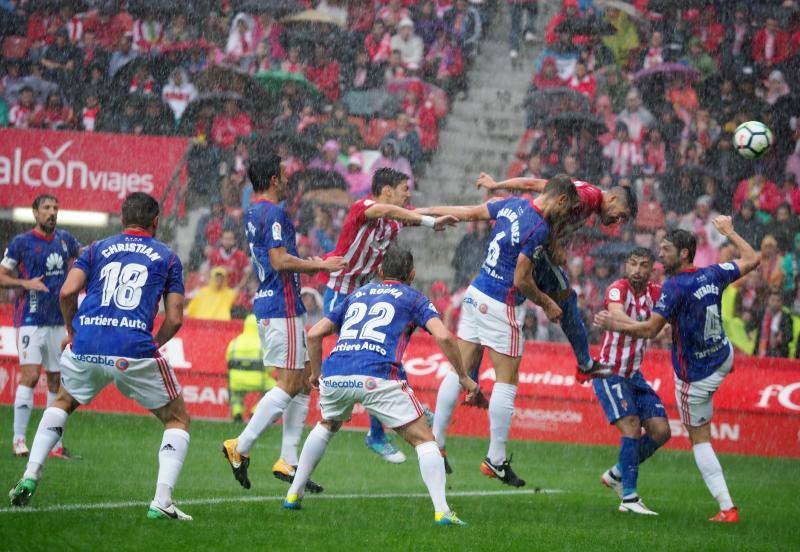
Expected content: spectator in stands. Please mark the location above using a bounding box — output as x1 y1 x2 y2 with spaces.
423 25 464 94
778 173 800 214
617 89 654 144
722 4 755 73
208 230 251 289
415 1 442 48
763 69 791 105
678 194 725 248
344 153 371 198
531 55 564 89
212 98 253 149
79 86 101 131
132 9 164 53
312 206 337 253
280 46 305 74
766 203 800 254
185 266 239 321
162 67 197 122
531 122 565 175
783 233 800 303
451 220 490 289
759 234 786 292
692 229 719 268
309 140 347 177
603 122 643 179
443 0 481 59
386 112 422 169
342 48 382 91
595 65 629 112
384 49 408 82
94 4 130 50
365 19 392 65
30 90 74 130
755 290 795 358
301 287 325 325
306 44 342 103
79 29 109 76
508 0 537 61
140 97 173 135
733 199 766 248
682 37 718 82
734 167 781 215
752 13 790 71
41 28 80 96
379 0 411 30
667 74 700 125
639 30 669 70
108 33 137 78
372 137 414 188
391 17 424 72
566 61 595 99
163 12 197 44
544 0 583 46
682 108 720 159
601 6 639 68
8 86 39 129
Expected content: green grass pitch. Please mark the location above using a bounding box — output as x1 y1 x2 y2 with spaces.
0 407 798 551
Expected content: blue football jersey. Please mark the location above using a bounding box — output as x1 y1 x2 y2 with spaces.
246 199 305 319
1 229 81 327
71 230 184 359
652 263 741 382
471 197 550 305
323 281 440 380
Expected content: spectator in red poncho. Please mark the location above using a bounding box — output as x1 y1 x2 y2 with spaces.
30 92 75 130
753 15 791 68
306 44 342 102
378 0 411 31
694 5 725 56
208 230 251 288
532 56 564 89
365 19 393 64
8 87 40 129
566 61 596 99
402 85 439 152
545 0 588 46
348 0 376 34
733 168 782 215
92 5 133 49
212 98 253 149
778 173 800 214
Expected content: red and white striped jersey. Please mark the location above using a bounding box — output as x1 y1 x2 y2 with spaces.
325 198 403 295
562 180 604 235
598 278 661 378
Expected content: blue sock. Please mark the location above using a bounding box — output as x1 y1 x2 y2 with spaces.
560 291 591 367
637 435 661 464
368 415 385 442
619 436 640 499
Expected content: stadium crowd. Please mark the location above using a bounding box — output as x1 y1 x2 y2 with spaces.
2 0 800 359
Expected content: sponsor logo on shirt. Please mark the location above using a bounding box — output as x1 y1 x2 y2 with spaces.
115 358 129 371
45 252 64 275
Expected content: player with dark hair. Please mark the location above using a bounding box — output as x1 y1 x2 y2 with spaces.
595 217 761 523
9 192 193 520
222 154 347 492
591 247 670 516
418 176 579 486
0 194 80 459
283 246 479 526
320 166 457 465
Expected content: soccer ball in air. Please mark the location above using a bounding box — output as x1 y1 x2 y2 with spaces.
734 121 773 160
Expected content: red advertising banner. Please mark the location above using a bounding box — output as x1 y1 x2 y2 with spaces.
0 129 189 213
1 308 798 458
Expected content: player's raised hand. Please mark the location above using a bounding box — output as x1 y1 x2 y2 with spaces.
594 310 612 330
22 275 49 292
321 256 347 272
476 172 498 191
712 215 734 237
433 215 459 231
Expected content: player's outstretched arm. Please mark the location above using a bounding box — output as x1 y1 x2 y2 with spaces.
0 266 49 292
155 293 184 348
363 203 458 231
425 317 480 402
415 203 492 221
268 247 347 274
307 318 337 388
59 267 88 347
476 172 547 193
712 215 761 276
514 253 563 322
594 309 667 339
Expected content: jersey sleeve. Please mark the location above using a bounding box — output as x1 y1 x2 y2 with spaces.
73 242 95 275
411 294 441 329
66 233 81 258
326 299 348 329
604 281 626 309
652 278 679 320
0 236 22 270
486 198 510 220
165 254 185 295
709 262 742 289
263 208 288 251
351 199 373 225
519 220 550 261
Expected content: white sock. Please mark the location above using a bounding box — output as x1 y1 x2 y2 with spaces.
288 423 333 497
23 407 68 480
154 428 190 507
416 441 449 514
487 383 517 464
46 390 63 450
281 393 310 465
610 464 622 479
13 385 34 440
693 442 734 510
432 371 460 449
237 387 292 455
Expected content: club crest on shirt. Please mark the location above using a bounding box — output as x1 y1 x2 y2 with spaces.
61 239 68 253
115 358 129 371
272 222 282 241
608 288 621 301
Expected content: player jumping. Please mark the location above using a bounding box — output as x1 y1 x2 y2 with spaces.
418 175 579 486
591 248 671 516
283 246 479 526
323 167 456 465
222 154 347 492
0 194 80 459
595 216 760 523
9 192 193 520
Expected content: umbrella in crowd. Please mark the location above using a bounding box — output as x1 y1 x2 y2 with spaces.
633 62 701 84
194 64 273 108
555 18 617 37
544 112 607 136
594 0 645 19
128 0 198 17
231 0 301 16
254 131 318 162
281 9 345 28
525 87 592 122
253 70 321 101
177 92 254 135
341 89 400 118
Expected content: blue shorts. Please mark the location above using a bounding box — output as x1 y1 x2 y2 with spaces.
593 372 667 424
533 254 569 295
323 287 346 316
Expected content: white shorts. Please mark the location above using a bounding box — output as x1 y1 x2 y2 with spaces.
17 326 66 372
319 375 424 429
674 347 734 427
457 286 526 357
257 316 309 370
59 346 181 411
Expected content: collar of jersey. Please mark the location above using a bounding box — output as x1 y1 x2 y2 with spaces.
528 200 544 215
123 228 153 237
382 279 403 285
678 266 698 274
31 229 55 242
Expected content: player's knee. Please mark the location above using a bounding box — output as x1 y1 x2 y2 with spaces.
321 420 341 433
19 365 40 387
652 423 671 446
46 372 60 393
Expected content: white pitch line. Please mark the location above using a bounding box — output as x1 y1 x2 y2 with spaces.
0 488 562 515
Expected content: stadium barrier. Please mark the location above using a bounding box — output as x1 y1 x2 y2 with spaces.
1 310 798 458
0 128 189 213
